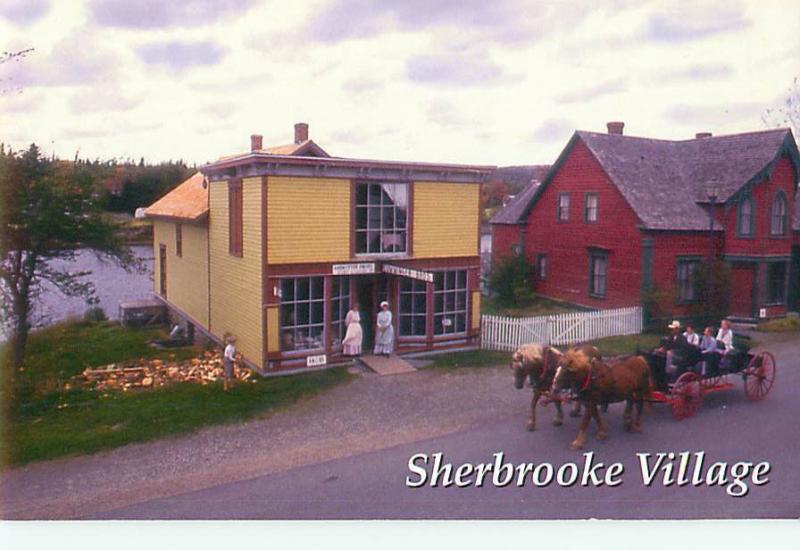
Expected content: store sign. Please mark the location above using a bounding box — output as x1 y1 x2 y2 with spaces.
306 354 327 367
332 262 376 276
759 308 767 319
383 264 434 283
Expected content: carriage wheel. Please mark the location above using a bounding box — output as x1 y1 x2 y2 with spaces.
743 351 776 401
671 372 703 420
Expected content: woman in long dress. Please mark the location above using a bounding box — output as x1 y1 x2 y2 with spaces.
342 303 363 356
374 301 394 356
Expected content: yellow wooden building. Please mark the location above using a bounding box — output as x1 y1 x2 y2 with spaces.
146 123 493 373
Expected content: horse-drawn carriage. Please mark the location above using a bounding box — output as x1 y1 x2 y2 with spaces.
643 335 776 421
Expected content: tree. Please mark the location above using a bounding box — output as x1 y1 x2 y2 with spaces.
763 76 799 139
488 254 535 306
0 144 135 373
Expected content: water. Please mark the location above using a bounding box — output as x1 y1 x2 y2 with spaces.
24 245 154 330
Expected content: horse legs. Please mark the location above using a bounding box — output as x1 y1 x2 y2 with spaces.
570 403 592 450
592 403 608 440
527 389 540 431
552 398 564 426
631 398 644 433
569 400 582 417
624 399 633 432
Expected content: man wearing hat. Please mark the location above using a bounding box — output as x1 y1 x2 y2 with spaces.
660 320 689 382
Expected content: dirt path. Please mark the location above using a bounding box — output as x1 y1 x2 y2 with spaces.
0 362 531 519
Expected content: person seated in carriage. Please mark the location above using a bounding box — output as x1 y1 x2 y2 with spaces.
651 320 700 387
715 319 742 370
683 324 700 346
699 326 721 376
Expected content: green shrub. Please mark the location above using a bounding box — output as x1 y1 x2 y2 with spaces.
83 306 108 322
757 316 800 332
488 254 535 306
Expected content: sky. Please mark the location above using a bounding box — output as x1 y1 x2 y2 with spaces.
0 0 798 167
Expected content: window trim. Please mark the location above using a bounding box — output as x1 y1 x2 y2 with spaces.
353 181 410 257
766 261 788 305
736 195 754 238
536 253 548 280
769 190 788 237
588 249 608 299
398 278 428 337
228 180 243 257
675 256 702 304
433 269 469 337
278 276 326 354
556 192 570 222
583 192 599 223
175 223 183 258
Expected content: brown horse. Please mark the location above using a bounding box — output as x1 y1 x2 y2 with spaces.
552 349 651 450
510 343 600 431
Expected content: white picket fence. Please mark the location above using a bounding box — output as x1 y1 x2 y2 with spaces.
481 306 643 352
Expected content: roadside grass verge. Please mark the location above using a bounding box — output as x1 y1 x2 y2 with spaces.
1 320 354 467
480 295 584 317
757 316 800 332
586 333 662 356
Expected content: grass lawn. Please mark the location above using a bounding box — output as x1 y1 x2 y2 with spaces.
757 316 800 332
586 333 662 356
2 320 354 467
481 295 583 317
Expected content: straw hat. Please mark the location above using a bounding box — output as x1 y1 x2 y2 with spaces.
667 320 681 329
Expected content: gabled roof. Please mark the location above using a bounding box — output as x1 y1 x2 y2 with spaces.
489 180 540 224
515 128 799 231
145 172 208 223
218 139 330 160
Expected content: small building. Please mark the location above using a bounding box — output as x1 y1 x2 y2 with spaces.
146 123 494 373
490 122 800 322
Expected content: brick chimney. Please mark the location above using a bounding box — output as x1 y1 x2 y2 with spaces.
250 134 263 151
607 121 624 135
695 132 712 139
294 122 309 144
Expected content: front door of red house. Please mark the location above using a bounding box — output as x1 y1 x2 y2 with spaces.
159 244 167 298
730 263 756 318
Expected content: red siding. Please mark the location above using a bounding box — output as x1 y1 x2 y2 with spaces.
491 224 523 264
648 232 722 318
723 155 796 257
521 139 643 309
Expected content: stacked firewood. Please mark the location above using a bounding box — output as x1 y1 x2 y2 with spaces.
74 351 252 391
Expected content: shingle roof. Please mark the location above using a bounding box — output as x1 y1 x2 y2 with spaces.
145 172 208 222
489 180 540 224
516 128 798 231
218 139 330 160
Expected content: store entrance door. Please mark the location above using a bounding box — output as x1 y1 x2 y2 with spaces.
356 277 375 351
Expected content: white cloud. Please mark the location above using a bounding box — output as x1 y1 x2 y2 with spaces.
0 0 797 166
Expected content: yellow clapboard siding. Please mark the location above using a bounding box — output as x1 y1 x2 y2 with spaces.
209 177 263 365
266 306 280 353
267 176 350 264
152 220 210 328
471 291 481 331
413 182 479 258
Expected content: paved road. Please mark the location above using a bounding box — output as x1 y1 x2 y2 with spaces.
97 333 800 520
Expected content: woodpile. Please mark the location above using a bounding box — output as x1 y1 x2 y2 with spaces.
74 350 252 392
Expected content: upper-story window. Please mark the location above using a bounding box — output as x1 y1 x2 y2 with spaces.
557 193 570 221
355 182 408 255
584 193 598 223
770 191 788 236
228 180 243 257
736 195 754 237
175 223 183 257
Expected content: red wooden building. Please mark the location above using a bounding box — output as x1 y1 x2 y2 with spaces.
491 122 800 322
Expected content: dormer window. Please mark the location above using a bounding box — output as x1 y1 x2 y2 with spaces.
355 182 408 255
770 191 788 236
736 195 754 237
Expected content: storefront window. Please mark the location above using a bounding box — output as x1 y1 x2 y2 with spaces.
434 270 467 335
355 182 408 254
399 278 427 336
280 277 325 352
331 276 351 347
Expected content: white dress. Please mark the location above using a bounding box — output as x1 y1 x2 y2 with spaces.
374 310 394 355
342 310 363 356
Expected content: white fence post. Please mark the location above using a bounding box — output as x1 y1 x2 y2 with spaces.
480 306 643 352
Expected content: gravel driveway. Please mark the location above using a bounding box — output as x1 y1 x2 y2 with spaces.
1 360 531 519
